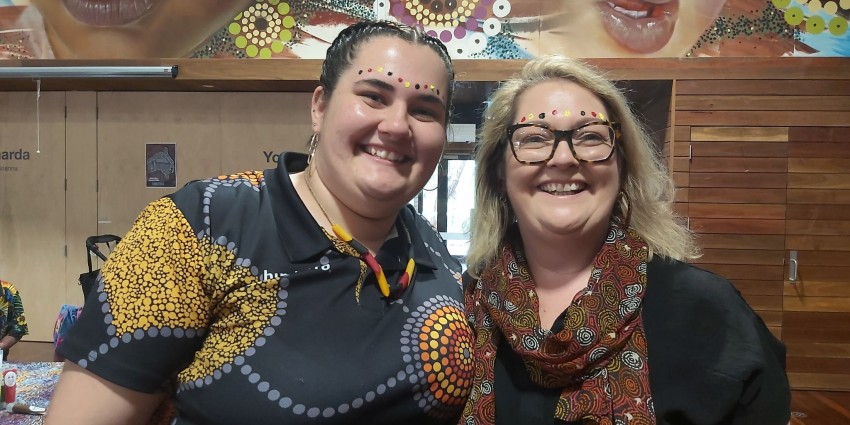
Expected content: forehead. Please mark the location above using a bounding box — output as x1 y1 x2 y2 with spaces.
345 36 450 93
514 80 607 119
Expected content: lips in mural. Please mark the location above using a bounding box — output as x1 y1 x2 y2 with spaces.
597 0 680 54
63 0 159 26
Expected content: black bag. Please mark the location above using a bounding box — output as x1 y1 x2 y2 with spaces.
79 234 121 301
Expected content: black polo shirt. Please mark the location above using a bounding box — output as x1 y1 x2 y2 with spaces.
59 152 474 424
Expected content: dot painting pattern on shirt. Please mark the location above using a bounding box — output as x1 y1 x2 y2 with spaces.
63 161 473 423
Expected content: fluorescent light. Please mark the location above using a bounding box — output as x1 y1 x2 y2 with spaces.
0 66 177 78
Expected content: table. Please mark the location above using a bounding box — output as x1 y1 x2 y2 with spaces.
0 362 63 425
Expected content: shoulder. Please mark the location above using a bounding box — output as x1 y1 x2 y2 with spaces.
403 205 462 270
646 256 744 306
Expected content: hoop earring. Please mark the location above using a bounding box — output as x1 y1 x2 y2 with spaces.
616 190 632 229
307 133 319 165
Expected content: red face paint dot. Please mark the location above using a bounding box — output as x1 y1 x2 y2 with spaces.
520 116 526 122
552 110 557 115
368 68 373 72
591 112 597 117
398 78 403 82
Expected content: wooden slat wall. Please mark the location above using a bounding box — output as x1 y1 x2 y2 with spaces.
674 78 850 391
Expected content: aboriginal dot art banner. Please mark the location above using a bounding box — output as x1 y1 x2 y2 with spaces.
0 0 847 59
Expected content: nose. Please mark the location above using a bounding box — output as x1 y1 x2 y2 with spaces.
546 138 578 167
377 102 412 140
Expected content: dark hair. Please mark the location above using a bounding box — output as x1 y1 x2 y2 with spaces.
319 20 455 123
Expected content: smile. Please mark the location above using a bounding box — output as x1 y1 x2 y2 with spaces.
597 0 679 54
364 146 409 163
63 0 158 27
540 182 586 195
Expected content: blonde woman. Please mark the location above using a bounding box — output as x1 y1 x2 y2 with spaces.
462 55 790 424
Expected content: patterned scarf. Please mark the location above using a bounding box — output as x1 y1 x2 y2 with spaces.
460 225 655 425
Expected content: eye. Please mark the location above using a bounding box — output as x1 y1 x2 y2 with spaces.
361 92 385 104
411 107 441 122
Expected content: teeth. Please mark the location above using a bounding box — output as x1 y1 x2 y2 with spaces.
540 182 583 193
367 147 405 162
609 2 649 18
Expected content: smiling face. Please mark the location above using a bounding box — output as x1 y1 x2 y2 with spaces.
504 79 620 241
310 36 450 219
515 0 727 57
30 0 253 58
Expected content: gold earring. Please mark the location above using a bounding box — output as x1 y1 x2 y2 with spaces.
307 133 319 165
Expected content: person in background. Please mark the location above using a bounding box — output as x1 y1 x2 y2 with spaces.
461 55 790 424
0 278 28 361
46 20 473 425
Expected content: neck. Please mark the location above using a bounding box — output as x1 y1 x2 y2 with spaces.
518 225 607 291
293 169 396 253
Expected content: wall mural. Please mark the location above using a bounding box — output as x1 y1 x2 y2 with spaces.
0 0 847 59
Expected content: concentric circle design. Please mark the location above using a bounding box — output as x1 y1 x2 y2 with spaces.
402 295 473 419
229 0 296 58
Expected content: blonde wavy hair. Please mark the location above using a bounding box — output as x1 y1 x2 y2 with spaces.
466 55 699 276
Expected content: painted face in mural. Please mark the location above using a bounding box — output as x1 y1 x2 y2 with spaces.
310 35 450 218
511 0 728 57
29 0 254 58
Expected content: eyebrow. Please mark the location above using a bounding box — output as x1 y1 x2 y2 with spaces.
355 78 446 110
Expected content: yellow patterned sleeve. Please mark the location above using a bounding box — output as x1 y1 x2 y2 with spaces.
100 197 212 335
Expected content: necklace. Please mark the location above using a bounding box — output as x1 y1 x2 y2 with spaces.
303 172 416 299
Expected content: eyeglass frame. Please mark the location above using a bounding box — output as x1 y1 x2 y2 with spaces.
505 120 621 165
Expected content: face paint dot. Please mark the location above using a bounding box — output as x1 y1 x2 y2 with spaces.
527 113 534 119
552 110 557 115
520 116 526 122
404 82 411 88
565 110 571 116
377 67 384 72
415 84 421 89
388 71 393 76
580 110 586 116
600 113 606 120
429 84 435 90
358 70 363 74
538 113 545 119
436 89 440 95
398 77 403 83
368 68 373 72
591 111 597 117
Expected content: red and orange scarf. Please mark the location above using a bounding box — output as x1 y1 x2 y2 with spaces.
461 225 655 425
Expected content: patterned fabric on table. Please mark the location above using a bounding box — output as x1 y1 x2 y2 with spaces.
0 362 63 425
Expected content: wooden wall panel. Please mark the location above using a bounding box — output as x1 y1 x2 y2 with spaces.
675 80 850 96
677 141 788 157
696 234 785 250
690 126 788 142
0 93 67 341
676 95 850 111
784 96 850 389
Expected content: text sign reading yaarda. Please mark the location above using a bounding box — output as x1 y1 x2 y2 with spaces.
1 149 30 160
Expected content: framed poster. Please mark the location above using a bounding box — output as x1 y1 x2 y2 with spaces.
145 143 176 188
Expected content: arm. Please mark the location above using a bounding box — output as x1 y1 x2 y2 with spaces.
45 361 166 425
0 334 19 351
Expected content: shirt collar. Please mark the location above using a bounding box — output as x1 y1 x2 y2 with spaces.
269 152 436 270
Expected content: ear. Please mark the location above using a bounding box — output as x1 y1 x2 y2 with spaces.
311 86 326 133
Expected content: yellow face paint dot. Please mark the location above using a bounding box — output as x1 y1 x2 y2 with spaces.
405 82 411 88
527 113 534 119
377 66 384 73
564 110 571 116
